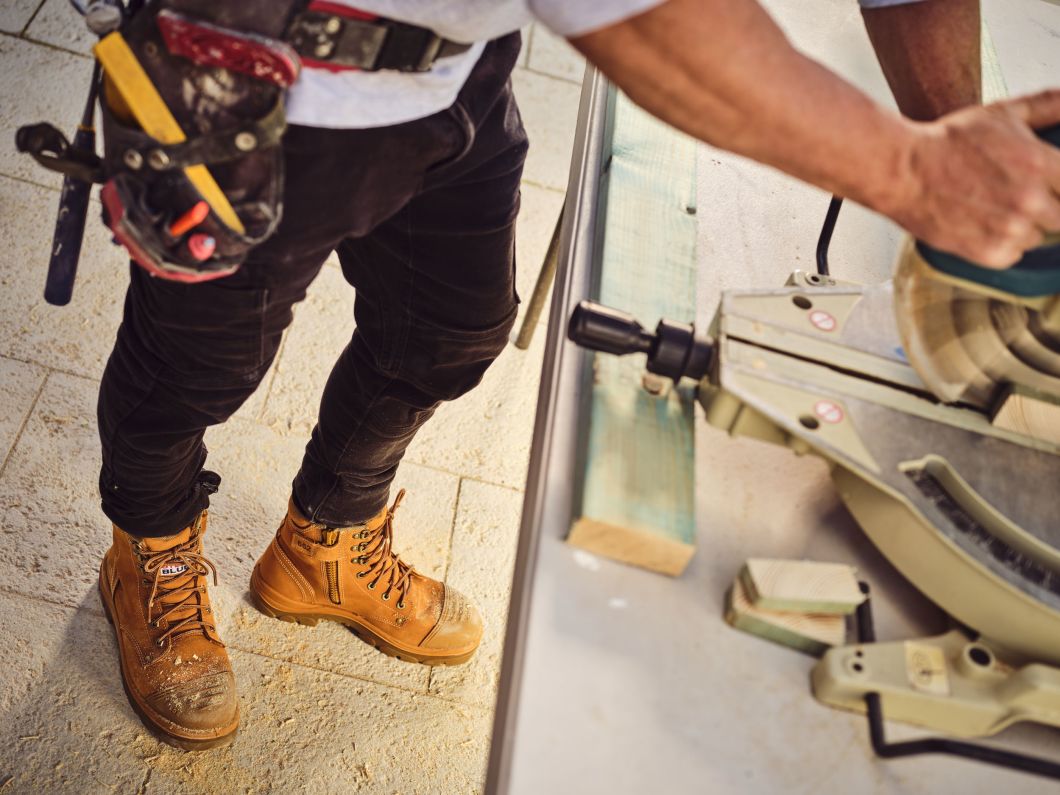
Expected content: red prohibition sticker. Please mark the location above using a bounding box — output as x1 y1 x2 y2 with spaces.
814 400 844 424
809 309 837 332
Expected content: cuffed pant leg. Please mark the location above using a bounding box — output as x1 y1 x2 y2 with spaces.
98 257 325 537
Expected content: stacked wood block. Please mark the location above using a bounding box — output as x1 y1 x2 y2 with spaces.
724 559 865 656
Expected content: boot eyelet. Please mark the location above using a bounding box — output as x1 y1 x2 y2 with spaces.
367 582 376 590
397 601 406 610
357 571 368 578
381 593 390 601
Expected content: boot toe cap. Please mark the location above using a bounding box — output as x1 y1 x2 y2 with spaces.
423 586 483 653
146 670 239 735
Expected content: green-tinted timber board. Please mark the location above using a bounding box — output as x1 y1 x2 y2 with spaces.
567 90 698 577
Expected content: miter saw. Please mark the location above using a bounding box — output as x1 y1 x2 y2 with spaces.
567 126 1060 778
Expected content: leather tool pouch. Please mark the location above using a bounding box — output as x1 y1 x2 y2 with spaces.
98 0 307 282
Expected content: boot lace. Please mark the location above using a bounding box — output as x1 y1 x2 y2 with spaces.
139 533 219 646
353 490 415 608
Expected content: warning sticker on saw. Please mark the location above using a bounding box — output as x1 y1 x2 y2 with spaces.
808 309 837 332
904 642 950 696
814 400 845 424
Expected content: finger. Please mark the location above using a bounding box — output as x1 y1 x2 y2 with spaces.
1045 145 1060 197
975 242 1025 270
976 219 1044 269
1003 89 1060 130
1032 191 1060 234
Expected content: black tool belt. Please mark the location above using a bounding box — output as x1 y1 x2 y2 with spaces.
14 0 472 284
286 3 472 73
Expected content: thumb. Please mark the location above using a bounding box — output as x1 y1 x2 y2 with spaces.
1003 88 1060 130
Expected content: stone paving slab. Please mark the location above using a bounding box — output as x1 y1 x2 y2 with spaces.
0 355 45 465
0 590 492 795
24 0 94 55
0 35 88 189
429 480 524 710
0 371 104 606
527 26 586 84
512 69 582 192
0 0 41 35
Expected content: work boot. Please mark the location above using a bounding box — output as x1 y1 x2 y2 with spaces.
98 511 239 750
250 490 482 665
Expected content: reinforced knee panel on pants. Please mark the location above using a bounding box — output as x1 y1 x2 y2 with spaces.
397 309 518 402
98 0 308 282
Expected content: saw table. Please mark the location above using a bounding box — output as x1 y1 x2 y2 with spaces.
486 1 1060 792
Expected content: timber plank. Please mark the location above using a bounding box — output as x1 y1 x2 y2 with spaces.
566 90 698 576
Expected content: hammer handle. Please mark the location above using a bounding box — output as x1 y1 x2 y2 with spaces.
43 126 95 306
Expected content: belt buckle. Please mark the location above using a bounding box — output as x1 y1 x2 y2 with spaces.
413 32 443 72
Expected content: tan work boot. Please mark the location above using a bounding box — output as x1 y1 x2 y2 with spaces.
250 490 482 665
98 511 239 750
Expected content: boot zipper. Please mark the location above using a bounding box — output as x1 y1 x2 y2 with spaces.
320 529 342 604
324 561 341 604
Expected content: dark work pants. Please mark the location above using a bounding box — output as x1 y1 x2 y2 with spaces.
97 35 527 538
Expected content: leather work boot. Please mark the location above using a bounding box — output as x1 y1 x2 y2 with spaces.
250 490 482 665
98 511 239 750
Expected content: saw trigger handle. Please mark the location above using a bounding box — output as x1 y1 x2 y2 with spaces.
567 300 714 382
915 123 1060 298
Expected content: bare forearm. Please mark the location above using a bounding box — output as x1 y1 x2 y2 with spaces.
862 0 981 120
570 0 919 216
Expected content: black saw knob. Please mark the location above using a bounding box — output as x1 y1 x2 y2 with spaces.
567 300 714 382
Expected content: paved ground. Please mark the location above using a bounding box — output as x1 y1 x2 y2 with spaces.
0 8 583 794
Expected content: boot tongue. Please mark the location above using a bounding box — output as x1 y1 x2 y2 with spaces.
141 525 193 554
143 526 209 633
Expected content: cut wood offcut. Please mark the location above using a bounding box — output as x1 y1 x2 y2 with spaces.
724 576 846 657
740 558 865 615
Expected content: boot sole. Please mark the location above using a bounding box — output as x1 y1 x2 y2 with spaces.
98 569 239 752
249 566 477 666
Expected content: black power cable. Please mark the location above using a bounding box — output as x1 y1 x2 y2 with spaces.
815 195 843 277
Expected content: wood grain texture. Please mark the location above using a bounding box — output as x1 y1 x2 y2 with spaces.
724 576 846 657
566 90 699 577
740 558 864 615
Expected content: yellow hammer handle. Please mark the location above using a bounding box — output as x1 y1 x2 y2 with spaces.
94 32 245 234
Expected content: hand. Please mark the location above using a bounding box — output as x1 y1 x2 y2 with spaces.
884 90 1060 268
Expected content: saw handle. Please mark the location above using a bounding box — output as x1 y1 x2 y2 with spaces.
567 301 714 382
915 124 1060 298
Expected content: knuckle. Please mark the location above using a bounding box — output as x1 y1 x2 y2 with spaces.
1014 189 1045 215
1004 215 1033 238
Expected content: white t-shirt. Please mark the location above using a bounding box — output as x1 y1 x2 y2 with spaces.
285 0 665 129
